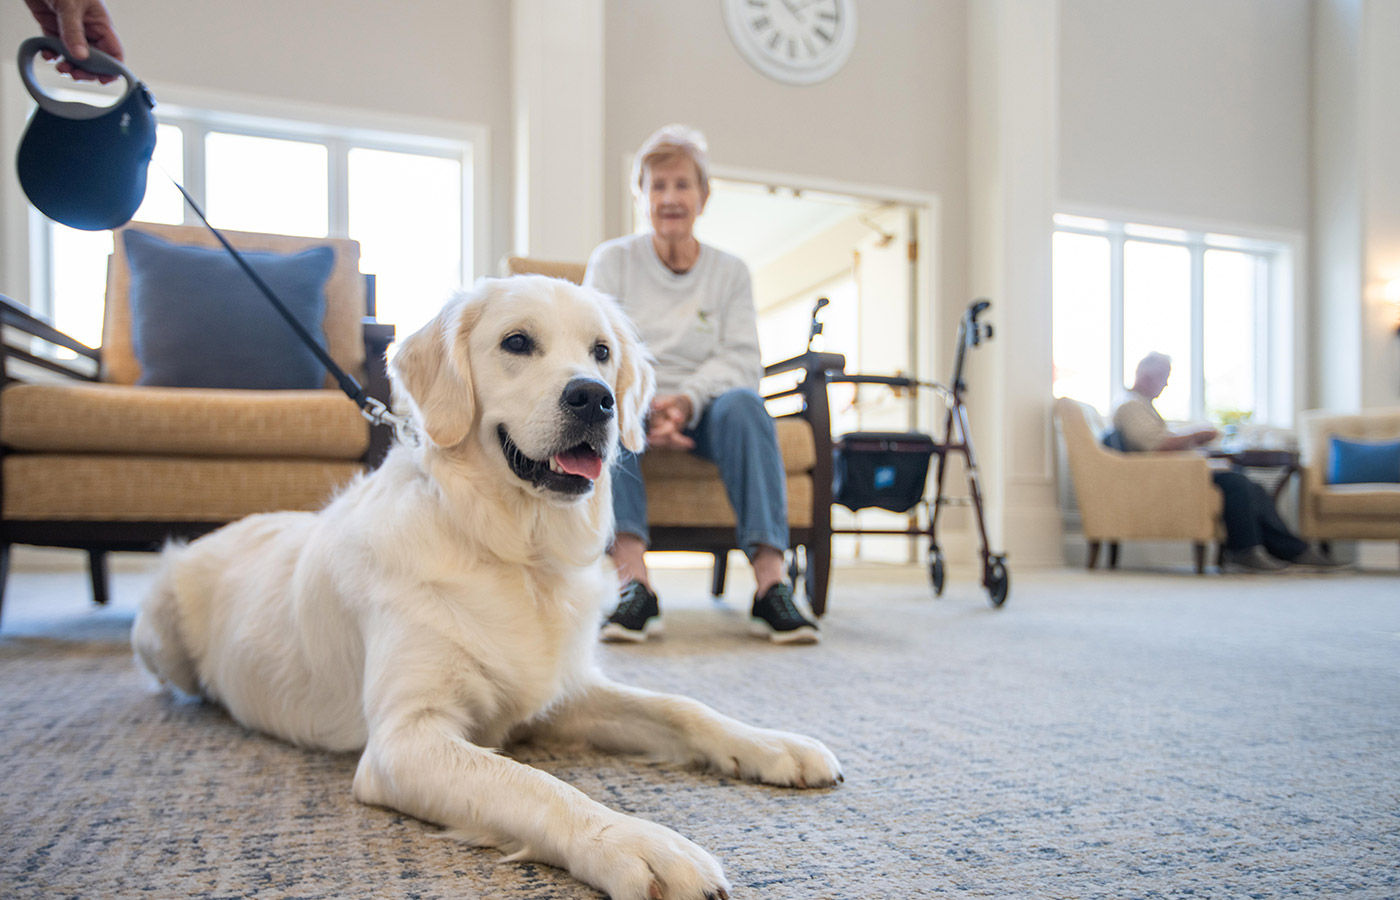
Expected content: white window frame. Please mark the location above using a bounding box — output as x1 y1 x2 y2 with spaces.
1052 211 1300 427
23 83 490 324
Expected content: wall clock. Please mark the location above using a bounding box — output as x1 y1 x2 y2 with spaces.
722 0 857 86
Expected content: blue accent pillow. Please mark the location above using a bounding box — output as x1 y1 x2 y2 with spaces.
125 229 335 389
1327 436 1400 485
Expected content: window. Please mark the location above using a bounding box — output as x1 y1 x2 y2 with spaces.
1051 215 1288 425
29 89 478 344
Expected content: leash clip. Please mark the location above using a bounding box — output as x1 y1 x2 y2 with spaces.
360 397 420 447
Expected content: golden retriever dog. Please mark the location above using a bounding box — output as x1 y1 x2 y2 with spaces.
132 275 842 900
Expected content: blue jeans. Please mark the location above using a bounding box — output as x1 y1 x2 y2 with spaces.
612 388 789 560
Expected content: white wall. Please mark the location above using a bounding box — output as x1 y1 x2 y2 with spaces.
1360 0 1400 408
1058 0 1311 232
0 0 512 298
601 0 969 344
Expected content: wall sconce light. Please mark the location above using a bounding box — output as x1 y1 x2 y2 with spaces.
1388 278 1400 336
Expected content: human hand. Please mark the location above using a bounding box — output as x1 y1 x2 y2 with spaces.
1194 427 1220 446
24 0 124 83
647 395 695 450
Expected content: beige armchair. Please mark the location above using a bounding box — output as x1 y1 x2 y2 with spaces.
1298 408 1400 546
0 223 394 619
1056 397 1223 572
502 257 837 615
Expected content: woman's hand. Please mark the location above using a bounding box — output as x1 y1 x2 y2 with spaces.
24 0 124 83
647 395 695 450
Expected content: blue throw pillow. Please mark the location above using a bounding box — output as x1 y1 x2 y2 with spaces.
1327 436 1400 485
125 229 335 389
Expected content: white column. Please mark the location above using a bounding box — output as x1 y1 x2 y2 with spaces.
966 0 1062 566
511 0 605 263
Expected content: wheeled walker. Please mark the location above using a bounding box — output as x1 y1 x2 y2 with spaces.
823 299 1009 607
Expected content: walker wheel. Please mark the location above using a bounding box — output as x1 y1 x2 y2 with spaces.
929 549 946 597
986 557 1009 608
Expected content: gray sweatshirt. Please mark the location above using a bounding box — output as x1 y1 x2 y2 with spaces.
584 233 763 428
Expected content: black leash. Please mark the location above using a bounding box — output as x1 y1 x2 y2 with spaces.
163 172 412 441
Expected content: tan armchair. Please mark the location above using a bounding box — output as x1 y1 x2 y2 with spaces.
1055 397 1223 572
0 223 394 619
1298 408 1400 546
503 257 837 615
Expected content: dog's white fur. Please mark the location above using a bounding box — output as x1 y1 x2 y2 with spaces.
132 275 841 900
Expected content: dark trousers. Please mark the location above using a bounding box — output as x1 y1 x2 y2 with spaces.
1213 471 1307 560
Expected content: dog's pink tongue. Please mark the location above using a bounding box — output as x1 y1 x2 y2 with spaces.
555 450 603 480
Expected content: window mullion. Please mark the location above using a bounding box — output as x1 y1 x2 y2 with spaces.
1109 226 1125 401
183 119 208 224
328 138 349 238
1189 240 1205 422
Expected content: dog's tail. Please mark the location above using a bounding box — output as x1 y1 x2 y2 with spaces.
131 541 202 697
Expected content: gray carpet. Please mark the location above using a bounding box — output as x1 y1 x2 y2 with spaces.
2 557 1397 899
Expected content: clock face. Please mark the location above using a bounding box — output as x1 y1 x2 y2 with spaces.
723 0 857 86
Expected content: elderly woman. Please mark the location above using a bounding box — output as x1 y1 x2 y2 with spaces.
584 124 819 645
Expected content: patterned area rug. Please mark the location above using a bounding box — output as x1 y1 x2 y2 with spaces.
2 560 1398 899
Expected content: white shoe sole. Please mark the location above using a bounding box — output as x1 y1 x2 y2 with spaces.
749 619 820 645
600 619 663 643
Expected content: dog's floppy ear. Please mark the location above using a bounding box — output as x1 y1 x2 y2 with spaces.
603 297 656 454
390 293 482 448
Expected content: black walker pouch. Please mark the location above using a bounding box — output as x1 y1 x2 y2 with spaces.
833 431 937 514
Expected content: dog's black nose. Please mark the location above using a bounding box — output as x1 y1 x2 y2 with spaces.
561 377 615 426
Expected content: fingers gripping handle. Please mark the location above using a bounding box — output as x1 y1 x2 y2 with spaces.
18 35 139 120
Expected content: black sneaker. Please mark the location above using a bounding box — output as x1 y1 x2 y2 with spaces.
601 579 662 642
750 582 820 645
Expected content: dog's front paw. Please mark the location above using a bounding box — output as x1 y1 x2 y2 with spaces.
723 728 843 789
577 814 730 900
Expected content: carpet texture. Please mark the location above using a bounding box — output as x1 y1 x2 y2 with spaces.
2 561 1397 899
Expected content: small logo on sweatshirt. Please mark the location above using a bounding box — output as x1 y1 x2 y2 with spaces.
696 310 714 333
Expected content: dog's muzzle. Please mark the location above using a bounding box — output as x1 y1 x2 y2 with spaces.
497 377 615 497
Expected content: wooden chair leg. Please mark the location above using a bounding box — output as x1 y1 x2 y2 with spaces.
1108 542 1120 569
1214 543 1225 571
1193 542 1206 574
807 540 831 618
710 551 728 597
0 542 10 626
88 549 110 606
1086 541 1101 569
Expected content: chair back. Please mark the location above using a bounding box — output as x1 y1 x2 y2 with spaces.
1299 408 1400 471
503 257 587 285
101 223 368 386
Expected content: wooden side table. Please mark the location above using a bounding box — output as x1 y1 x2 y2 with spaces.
1208 448 1301 503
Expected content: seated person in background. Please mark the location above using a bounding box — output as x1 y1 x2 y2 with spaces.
1114 352 1338 572
584 123 819 644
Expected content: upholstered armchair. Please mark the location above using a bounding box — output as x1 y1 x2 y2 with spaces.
1297 408 1400 546
1056 397 1223 572
502 257 838 616
0 223 394 620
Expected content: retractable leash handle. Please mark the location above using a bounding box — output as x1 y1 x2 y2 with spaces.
17 36 156 231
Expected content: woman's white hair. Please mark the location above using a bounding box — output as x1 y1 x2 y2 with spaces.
631 124 711 202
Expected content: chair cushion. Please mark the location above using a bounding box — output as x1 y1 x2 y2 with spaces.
1 382 368 459
124 229 334 389
647 475 813 529
3 454 362 521
1313 483 1400 517
102 223 367 387
1327 436 1400 485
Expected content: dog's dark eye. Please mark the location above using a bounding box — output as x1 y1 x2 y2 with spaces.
501 333 534 355
593 343 610 363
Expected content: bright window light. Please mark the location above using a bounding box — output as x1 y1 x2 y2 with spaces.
348 148 463 338
1051 231 1111 413
1123 240 1191 421
1203 250 1256 421
205 132 328 237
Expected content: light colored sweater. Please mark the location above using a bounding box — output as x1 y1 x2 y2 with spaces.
1112 390 1169 451
584 233 762 427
